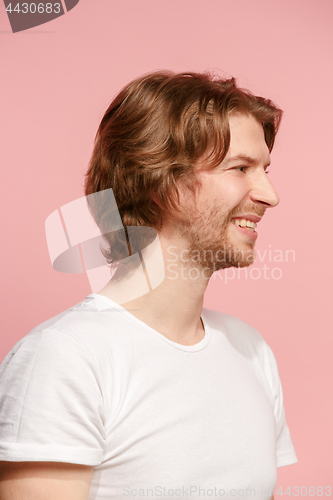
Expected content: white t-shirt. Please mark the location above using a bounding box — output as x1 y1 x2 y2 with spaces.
0 294 297 499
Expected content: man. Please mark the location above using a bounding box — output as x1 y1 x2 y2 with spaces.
0 72 297 499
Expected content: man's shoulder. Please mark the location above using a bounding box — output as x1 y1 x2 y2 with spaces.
9 296 108 354
202 307 262 335
202 308 277 393
202 307 267 352
11 295 140 360
29 294 118 333
27 298 89 336
1 296 116 373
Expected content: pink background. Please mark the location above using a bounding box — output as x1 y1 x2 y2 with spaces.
1 0 332 492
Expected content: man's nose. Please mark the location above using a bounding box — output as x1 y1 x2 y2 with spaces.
249 171 280 208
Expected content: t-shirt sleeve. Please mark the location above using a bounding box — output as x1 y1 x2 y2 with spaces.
262 343 298 468
0 328 106 465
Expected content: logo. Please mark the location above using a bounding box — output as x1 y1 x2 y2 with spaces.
45 189 165 305
3 0 80 33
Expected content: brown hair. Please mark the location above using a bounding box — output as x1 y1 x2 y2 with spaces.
85 71 282 263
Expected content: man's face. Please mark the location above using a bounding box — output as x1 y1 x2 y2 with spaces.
175 112 280 272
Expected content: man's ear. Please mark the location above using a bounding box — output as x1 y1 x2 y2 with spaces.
152 194 164 209
151 192 178 227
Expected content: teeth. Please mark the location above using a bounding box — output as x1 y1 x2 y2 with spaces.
233 218 257 230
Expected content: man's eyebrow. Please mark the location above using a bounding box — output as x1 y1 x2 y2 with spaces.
223 154 271 167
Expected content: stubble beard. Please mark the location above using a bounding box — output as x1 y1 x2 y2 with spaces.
177 204 258 273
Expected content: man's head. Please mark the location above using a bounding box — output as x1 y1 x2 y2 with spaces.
85 71 282 267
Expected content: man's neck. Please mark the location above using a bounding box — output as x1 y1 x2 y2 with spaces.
97 228 210 346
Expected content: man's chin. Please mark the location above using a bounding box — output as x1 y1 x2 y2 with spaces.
212 258 254 272
234 258 255 268
212 245 256 271
239 246 256 266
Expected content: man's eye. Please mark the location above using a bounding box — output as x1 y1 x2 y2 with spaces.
234 166 247 172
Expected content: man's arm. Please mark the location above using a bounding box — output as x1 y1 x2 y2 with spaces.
0 461 94 500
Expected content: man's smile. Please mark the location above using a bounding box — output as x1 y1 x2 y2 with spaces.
230 214 262 241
